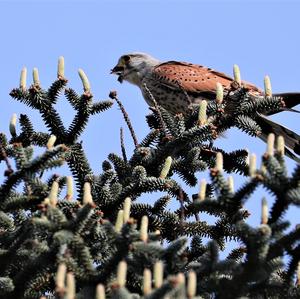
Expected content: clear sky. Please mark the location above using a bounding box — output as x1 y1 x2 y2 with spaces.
0 0 299 230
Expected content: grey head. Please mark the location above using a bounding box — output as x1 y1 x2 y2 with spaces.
111 52 161 86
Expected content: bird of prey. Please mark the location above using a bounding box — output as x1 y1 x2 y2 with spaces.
111 52 300 161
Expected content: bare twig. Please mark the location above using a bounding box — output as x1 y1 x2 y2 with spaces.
143 83 171 140
178 188 185 235
109 91 139 148
175 80 191 104
120 127 127 162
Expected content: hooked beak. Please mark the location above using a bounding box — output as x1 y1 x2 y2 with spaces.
110 65 125 83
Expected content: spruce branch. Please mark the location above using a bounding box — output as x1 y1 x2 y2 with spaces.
1 58 300 299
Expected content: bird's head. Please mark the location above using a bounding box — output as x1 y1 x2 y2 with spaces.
111 52 160 86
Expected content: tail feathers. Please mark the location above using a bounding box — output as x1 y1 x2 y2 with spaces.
270 92 300 115
256 114 300 163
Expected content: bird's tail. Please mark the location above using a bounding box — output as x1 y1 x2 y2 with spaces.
270 92 300 114
256 114 300 163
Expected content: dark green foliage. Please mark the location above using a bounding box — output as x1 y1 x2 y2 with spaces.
0 62 299 299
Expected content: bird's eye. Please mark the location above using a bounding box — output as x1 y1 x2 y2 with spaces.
123 55 131 63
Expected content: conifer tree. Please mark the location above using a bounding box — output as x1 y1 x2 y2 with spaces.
0 57 299 299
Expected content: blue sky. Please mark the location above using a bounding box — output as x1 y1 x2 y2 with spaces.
0 0 299 229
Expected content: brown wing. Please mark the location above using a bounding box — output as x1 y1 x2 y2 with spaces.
152 61 262 95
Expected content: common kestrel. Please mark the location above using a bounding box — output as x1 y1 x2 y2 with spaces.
111 52 300 161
